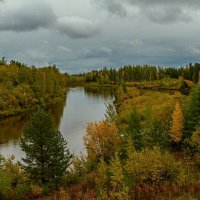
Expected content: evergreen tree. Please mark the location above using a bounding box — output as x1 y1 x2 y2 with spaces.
185 85 200 137
127 108 142 151
108 154 129 200
105 103 117 123
20 111 72 187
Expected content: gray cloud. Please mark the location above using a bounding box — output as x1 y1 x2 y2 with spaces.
120 39 144 48
144 7 191 24
127 0 200 7
57 46 72 54
108 3 127 17
57 17 100 39
100 47 112 55
78 47 113 59
0 0 200 73
184 46 200 56
0 3 56 31
95 0 198 23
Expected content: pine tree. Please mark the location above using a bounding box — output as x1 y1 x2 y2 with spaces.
170 102 184 143
20 111 72 186
104 103 117 123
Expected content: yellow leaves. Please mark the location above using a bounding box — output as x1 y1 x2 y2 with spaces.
96 155 129 200
116 89 177 131
109 154 124 188
83 120 120 161
126 87 141 98
125 148 182 184
108 154 129 200
169 102 184 143
174 91 182 100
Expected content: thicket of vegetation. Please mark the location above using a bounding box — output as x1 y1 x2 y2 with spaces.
0 61 200 199
62 85 200 200
0 59 67 118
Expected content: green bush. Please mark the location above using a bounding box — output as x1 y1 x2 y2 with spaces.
125 148 184 185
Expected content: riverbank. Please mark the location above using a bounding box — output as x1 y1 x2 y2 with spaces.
0 93 67 120
69 78 192 94
0 63 68 119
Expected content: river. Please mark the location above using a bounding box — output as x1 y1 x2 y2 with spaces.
0 87 115 161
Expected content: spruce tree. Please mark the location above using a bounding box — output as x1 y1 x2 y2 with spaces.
20 111 72 187
104 103 117 123
127 108 142 151
185 85 200 137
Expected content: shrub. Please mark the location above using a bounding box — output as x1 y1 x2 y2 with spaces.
125 148 184 185
31 185 43 198
95 155 129 200
83 120 120 162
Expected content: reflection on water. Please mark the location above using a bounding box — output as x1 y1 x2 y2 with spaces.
0 87 114 160
84 86 115 99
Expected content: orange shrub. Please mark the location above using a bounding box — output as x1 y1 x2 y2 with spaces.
31 185 43 198
83 120 120 161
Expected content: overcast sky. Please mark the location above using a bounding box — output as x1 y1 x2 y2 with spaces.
0 0 200 73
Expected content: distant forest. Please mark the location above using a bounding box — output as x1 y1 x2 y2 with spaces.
66 63 200 85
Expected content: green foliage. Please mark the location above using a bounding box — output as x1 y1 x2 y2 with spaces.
127 108 142 151
185 85 200 137
20 111 72 187
66 154 96 186
105 102 117 123
190 124 200 165
108 154 129 200
142 119 169 150
0 156 30 200
116 85 124 99
68 63 200 87
96 158 109 199
125 148 184 185
96 155 129 200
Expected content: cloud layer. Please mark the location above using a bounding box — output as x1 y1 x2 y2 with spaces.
57 17 100 39
96 0 199 23
0 2 100 39
0 3 56 31
0 0 199 73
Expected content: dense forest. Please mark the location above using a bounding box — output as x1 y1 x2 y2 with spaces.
66 63 200 89
0 60 200 199
0 59 67 118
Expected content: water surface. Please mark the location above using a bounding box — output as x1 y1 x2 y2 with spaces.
0 87 114 160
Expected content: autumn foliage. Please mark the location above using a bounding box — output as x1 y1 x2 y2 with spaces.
83 120 120 161
169 102 184 143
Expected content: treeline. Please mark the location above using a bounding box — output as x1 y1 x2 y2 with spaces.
67 63 200 85
0 59 67 118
